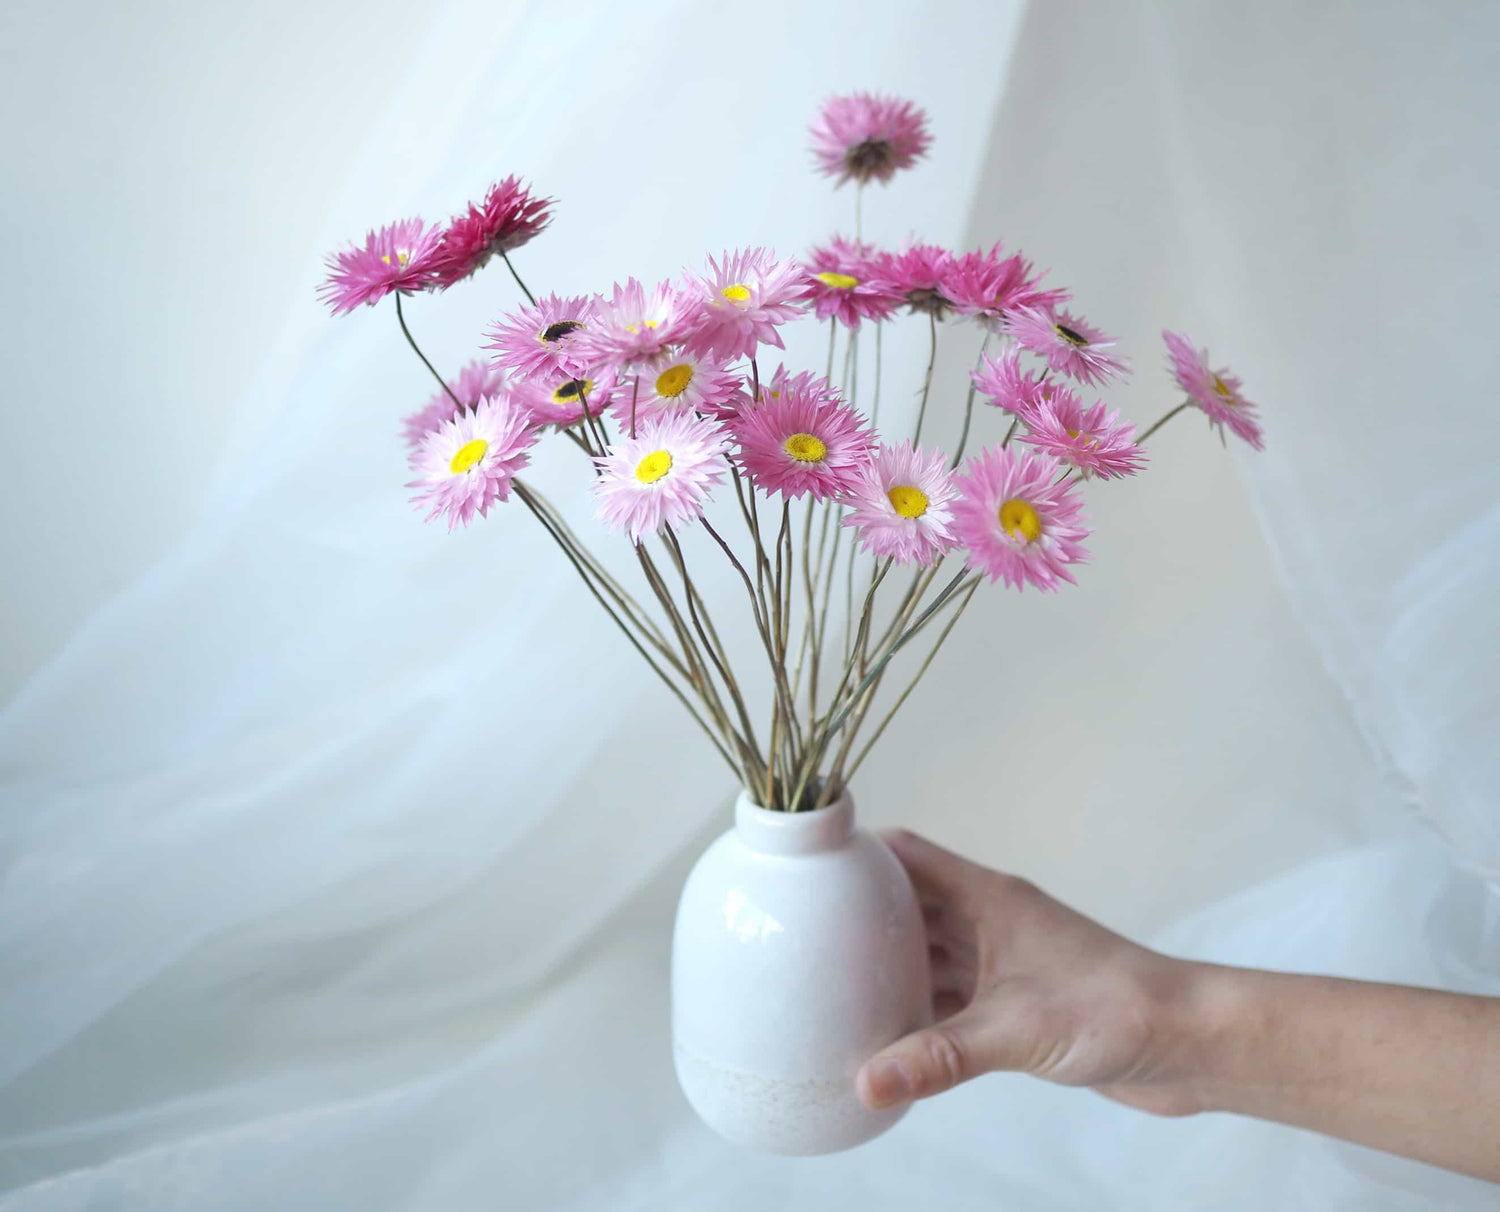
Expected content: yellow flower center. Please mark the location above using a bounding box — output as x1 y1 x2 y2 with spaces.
551 378 592 404
381 251 409 268
449 438 488 475
635 449 673 484
783 433 828 463
624 319 659 334
887 484 929 518
539 319 583 345
1213 375 1236 400
721 283 752 303
999 497 1042 543
1055 322 1089 348
655 363 694 398
815 271 860 290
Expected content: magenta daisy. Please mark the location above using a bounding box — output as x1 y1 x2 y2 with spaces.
514 368 617 430
406 394 535 531
401 360 507 449
875 241 958 319
430 176 554 288
484 293 594 382
1163 331 1265 450
728 372 875 500
612 352 741 422
319 218 442 315
952 445 1090 591
591 411 726 543
573 278 688 372
842 442 960 565
945 243 1069 331
684 248 805 362
1007 306 1129 387
970 347 1051 419
1015 388 1146 480
796 236 902 329
809 93 932 188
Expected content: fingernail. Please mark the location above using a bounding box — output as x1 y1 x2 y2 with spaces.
862 1057 912 1109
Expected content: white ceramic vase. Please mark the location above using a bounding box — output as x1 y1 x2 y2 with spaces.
670 789 931 1155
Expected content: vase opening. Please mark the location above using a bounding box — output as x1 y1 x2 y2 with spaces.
734 788 854 856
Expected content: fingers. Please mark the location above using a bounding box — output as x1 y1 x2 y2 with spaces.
880 829 992 918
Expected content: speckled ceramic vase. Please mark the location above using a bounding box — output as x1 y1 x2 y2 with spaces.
670 789 930 1155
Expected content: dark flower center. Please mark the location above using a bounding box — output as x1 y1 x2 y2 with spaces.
1055 323 1089 348
541 320 583 344
905 286 950 319
843 138 894 177
553 378 586 401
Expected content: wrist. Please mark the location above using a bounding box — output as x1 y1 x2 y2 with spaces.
1164 960 1270 1115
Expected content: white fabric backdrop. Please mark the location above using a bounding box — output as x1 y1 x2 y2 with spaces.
2 0 1497 1207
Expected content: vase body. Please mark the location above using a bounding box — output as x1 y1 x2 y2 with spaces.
670 790 931 1155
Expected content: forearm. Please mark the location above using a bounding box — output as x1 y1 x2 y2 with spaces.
1176 963 1500 1182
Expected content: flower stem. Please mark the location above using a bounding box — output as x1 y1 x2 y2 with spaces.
394 293 461 410
501 250 538 307
912 311 938 444
1137 399 1192 444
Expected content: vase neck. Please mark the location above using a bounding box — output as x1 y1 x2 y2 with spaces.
733 790 854 856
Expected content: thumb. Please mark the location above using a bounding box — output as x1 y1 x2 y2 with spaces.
856 996 1030 1110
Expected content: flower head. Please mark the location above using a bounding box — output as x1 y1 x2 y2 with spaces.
875 241 957 319
809 93 932 188
1016 388 1146 480
485 293 594 382
513 368 617 430
319 218 442 315
612 352 741 423
970 346 1051 419
430 177 553 288
1163 331 1265 450
728 371 875 500
574 278 688 371
842 442 961 565
684 248 804 362
952 445 1090 591
1007 306 1129 387
591 411 726 542
401 360 507 449
944 243 1069 332
406 394 535 531
796 236 902 330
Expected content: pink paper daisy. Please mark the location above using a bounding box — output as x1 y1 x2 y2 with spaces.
1006 306 1129 388
573 278 688 372
611 352 741 423
875 241 958 319
1015 388 1146 480
430 176 554 288
970 346 1052 419
842 442 960 565
484 293 594 382
809 93 932 188
945 243 1069 332
319 218 442 315
513 368 617 430
401 360 507 449
591 411 726 543
952 445 1090 591
728 372 875 500
684 247 805 362
1163 331 1265 450
795 236 902 330
406 393 535 531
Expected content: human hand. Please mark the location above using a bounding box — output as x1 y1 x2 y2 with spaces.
856 829 1204 1116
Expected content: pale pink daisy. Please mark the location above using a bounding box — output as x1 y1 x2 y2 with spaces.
809 93 932 188
612 353 741 422
684 247 805 362
875 241 958 319
944 243 1069 332
401 360 507 449
795 236 902 329
952 445 1090 591
430 177 553 288
1007 306 1129 387
1016 388 1146 480
406 393 535 531
702 363 807 424
728 373 875 500
970 346 1051 419
485 293 594 382
573 278 688 371
319 218 442 315
841 442 960 565
1163 331 1265 450
591 411 726 543
513 368 617 430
